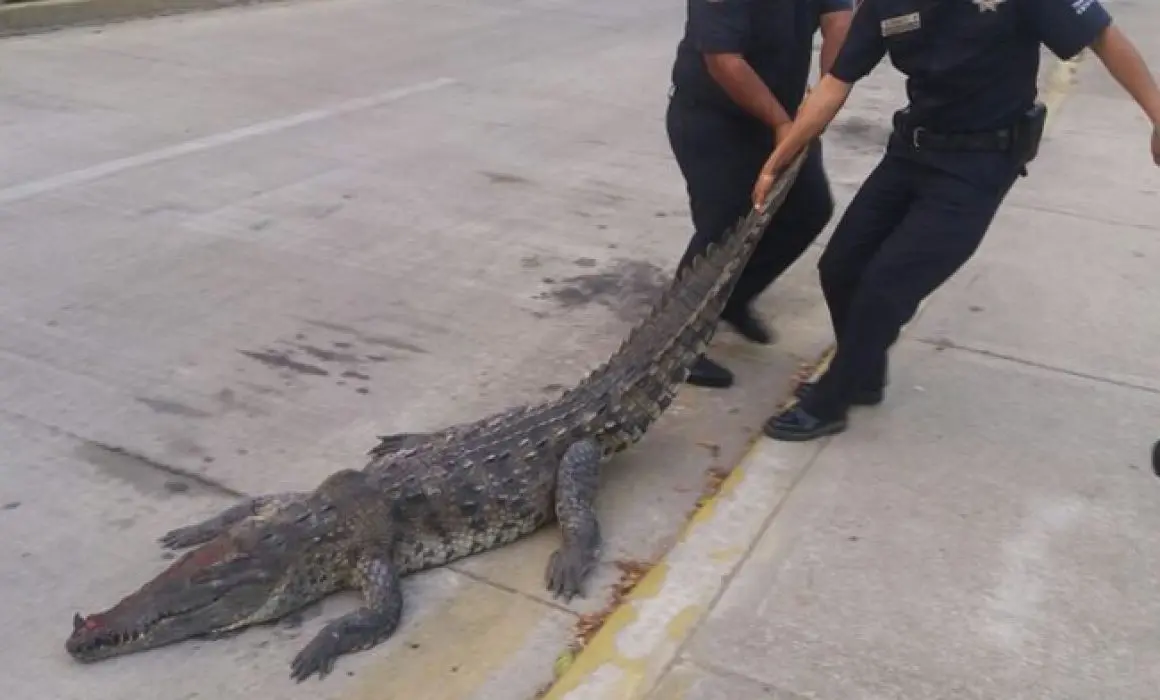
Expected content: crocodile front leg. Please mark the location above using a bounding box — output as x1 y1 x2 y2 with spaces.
159 492 306 549
545 438 603 601
289 548 403 682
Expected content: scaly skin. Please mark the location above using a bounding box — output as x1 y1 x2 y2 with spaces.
64 148 810 681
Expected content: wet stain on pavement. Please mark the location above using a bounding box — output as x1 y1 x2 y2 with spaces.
296 344 363 364
75 441 240 498
481 171 531 185
537 258 669 323
136 397 214 419
829 115 893 149
240 349 330 376
303 319 429 355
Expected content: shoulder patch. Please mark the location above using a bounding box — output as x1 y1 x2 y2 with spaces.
880 11 921 36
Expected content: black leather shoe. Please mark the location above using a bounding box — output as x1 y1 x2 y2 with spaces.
685 356 734 388
793 381 884 406
763 404 847 442
721 306 776 345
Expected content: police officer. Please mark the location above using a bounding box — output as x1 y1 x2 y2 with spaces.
666 0 853 389
751 0 1160 440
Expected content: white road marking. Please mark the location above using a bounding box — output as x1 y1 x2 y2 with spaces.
0 77 457 206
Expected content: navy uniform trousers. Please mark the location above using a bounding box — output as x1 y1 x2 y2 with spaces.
803 140 1022 417
665 95 834 312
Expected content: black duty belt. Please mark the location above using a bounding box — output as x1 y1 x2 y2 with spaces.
899 125 1013 152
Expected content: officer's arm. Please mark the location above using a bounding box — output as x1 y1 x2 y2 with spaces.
752 0 884 205
764 0 882 163
1090 26 1160 128
705 56 794 132
1021 0 1160 131
817 1 854 76
689 0 793 131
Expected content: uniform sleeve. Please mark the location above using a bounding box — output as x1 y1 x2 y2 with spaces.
687 0 751 54
830 1 886 83
1019 0 1113 61
819 0 853 15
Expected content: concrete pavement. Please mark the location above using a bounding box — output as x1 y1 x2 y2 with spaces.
0 1 857 698
4 1 1157 699
546 2 1160 698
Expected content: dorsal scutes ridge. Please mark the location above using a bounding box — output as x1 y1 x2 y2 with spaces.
368 147 809 470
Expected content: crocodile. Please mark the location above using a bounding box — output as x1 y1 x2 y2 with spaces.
64 148 808 681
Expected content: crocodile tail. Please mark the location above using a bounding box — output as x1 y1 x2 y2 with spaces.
580 147 810 431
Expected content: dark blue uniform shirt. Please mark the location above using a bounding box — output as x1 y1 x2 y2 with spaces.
831 0 1113 132
672 0 854 120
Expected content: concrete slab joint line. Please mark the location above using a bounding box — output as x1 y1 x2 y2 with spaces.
539 52 1085 700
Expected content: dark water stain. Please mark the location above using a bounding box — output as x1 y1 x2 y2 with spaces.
303 320 428 355
573 257 598 268
365 354 389 363
333 341 353 349
538 259 670 323
74 441 236 498
481 171 531 185
250 219 274 231
296 344 362 364
238 381 284 397
108 516 137 530
356 387 370 395
520 255 541 269
829 116 892 148
541 383 565 394
2 501 20 511
136 397 214 419
214 388 267 418
342 370 371 380
240 350 329 376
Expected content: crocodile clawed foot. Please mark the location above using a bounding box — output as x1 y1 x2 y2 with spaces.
290 628 344 682
158 523 220 550
545 541 599 602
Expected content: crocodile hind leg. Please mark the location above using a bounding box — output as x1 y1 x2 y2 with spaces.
545 438 603 601
290 547 403 681
159 492 305 549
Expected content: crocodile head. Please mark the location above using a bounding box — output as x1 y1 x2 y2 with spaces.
66 495 349 662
